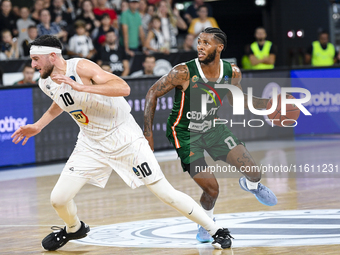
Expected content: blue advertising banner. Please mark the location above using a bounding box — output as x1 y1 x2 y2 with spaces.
0 88 35 167
291 68 340 135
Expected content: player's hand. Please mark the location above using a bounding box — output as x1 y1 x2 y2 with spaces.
144 133 154 151
51 74 83 92
11 124 41 145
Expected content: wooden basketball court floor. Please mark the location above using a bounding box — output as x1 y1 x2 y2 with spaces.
1 137 340 255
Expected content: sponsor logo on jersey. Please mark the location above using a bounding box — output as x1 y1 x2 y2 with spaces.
132 167 141 178
192 75 199 82
69 110 89 125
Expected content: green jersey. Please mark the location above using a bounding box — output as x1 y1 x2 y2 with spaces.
166 58 233 148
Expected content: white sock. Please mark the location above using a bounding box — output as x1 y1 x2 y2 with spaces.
147 178 220 237
246 178 259 190
203 207 214 219
66 217 81 233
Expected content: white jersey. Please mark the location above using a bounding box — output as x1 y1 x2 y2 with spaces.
39 58 143 152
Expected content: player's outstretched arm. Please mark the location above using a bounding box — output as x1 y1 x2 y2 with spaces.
51 59 130 97
11 102 63 145
144 64 189 150
227 64 269 110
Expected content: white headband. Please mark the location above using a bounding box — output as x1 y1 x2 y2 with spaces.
30 45 62 55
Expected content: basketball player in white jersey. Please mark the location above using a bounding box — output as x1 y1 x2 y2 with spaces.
11 35 233 251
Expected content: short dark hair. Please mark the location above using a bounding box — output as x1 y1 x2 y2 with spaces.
101 13 111 21
23 63 34 71
319 30 329 37
28 25 37 30
202 27 227 51
197 4 208 12
145 54 156 61
29 35 63 50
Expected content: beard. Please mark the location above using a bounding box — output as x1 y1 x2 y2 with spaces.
198 48 217 65
41 63 54 79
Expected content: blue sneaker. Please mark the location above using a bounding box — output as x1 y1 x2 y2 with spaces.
196 218 215 243
196 225 214 243
239 177 277 206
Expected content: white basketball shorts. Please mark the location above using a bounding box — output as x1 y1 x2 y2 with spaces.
61 135 164 189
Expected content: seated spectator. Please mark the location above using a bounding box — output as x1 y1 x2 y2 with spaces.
179 33 195 51
139 0 151 35
76 0 100 35
93 0 118 28
188 5 219 49
17 7 36 56
144 16 169 54
184 0 213 24
91 13 116 50
305 30 337 67
0 0 19 37
48 0 74 33
13 65 37 85
96 31 130 76
67 20 96 59
130 54 156 77
37 9 68 41
22 25 38 56
120 0 145 57
157 0 187 50
0 29 19 59
30 0 45 24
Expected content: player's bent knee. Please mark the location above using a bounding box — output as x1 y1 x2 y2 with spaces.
50 192 70 208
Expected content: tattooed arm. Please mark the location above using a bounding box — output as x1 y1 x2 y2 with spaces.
144 64 190 150
226 64 269 110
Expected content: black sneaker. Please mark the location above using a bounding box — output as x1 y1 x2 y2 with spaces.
41 221 90 251
211 228 233 249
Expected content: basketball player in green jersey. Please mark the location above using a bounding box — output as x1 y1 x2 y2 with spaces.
144 27 277 242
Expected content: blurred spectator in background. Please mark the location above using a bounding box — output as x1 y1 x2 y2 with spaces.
0 0 18 37
67 20 96 59
130 54 156 77
120 0 129 15
96 30 130 76
31 0 45 24
179 33 195 51
188 5 218 49
147 2 155 16
305 31 337 67
94 0 118 28
139 0 151 35
241 44 252 70
17 7 36 56
22 25 38 56
110 0 123 12
121 0 145 57
92 13 116 50
184 0 213 25
76 0 100 35
100 61 112 72
157 0 187 50
48 0 74 33
249 27 276 69
13 65 37 85
0 29 19 59
37 9 68 41
43 0 51 9
144 16 169 54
